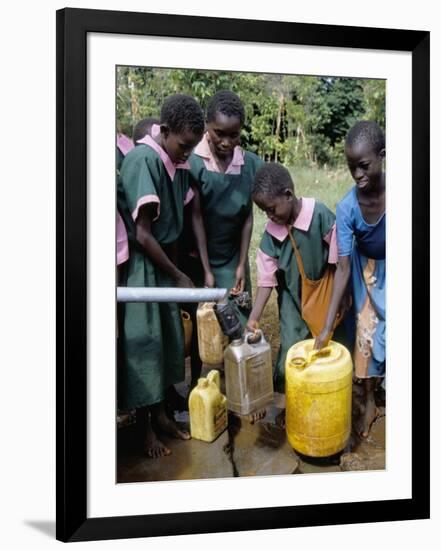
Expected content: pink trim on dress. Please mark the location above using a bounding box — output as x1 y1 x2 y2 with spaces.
117 133 134 156
137 124 190 182
184 187 194 205
323 223 338 264
132 195 160 222
265 197 316 241
194 132 244 174
256 249 278 287
116 211 129 265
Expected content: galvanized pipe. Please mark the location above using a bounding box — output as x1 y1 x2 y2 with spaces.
117 286 228 303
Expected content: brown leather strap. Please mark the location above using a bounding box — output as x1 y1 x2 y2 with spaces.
287 227 307 280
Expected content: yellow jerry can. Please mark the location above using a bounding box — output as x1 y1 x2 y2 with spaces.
196 302 228 365
181 310 192 358
189 370 228 442
285 339 352 457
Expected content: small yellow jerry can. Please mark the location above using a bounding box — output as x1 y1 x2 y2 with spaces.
181 310 192 358
196 302 228 365
285 339 352 457
189 370 228 442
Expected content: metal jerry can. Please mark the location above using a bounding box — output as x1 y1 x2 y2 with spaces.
285 339 352 457
223 331 273 416
189 370 228 442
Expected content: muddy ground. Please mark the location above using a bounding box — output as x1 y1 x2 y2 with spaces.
117 362 385 483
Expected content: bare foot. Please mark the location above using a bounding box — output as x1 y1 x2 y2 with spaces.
153 403 191 440
248 408 267 424
357 400 379 438
275 410 286 429
144 418 171 459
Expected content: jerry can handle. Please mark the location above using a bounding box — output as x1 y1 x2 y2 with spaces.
289 346 333 369
245 329 263 345
307 346 332 363
207 369 220 388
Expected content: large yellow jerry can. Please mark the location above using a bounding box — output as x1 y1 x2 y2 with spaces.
189 370 228 442
285 339 352 457
196 302 228 365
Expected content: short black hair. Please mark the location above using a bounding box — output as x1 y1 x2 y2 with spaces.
133 116 160 143
160 94 204 135
252 163 294 199
346 121 385 154
206 90 245 126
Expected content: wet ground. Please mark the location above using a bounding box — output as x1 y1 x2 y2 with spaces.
117 363 385 483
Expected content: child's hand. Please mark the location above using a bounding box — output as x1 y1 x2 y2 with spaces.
314 327 332 350
204 271 215 288
246 319 259 334
174 271 195 289
231 264 245 295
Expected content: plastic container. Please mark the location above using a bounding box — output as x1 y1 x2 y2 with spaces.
181 310 192 358
197 302 228 365
224 331 273 416
189 370 228 442
285 339 352 457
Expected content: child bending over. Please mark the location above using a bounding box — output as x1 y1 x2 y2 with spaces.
118 94 211 458
247 163 338 424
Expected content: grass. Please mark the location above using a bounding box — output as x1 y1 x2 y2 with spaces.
249 165 353 360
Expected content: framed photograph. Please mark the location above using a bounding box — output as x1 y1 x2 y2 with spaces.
56 7 430 542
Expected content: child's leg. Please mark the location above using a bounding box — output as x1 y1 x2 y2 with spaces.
136 406 172 459
151 400 191 441
357 377 379 438
165 385 188 412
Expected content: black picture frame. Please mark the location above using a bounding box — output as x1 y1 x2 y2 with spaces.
56 7 430 543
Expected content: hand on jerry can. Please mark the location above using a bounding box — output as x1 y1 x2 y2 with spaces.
313 326 332 350
246 318 259 334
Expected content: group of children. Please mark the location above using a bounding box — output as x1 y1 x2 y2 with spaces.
116 90 386 459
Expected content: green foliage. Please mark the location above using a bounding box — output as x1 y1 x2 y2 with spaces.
362 79 386 129
116 67 385 167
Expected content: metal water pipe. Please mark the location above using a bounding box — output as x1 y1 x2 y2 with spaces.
117 287 228 303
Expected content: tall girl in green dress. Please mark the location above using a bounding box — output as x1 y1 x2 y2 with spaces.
190 91 263 316
185 91 263 387
118 94 210 458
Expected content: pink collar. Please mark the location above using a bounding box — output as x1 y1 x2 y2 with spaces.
137 124 190 181
265 198 316 241
194 132 244 174
117 133 134 156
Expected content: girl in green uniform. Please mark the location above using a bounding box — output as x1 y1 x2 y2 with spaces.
246 163 338 422
118 94 211 458
190 91 263 319
185 91 263 386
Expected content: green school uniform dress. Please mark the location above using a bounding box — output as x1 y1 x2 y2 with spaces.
117 140 191 409
189 138 263 325
258 199 336 392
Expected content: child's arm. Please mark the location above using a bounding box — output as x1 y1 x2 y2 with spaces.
232 211 253 294
136 204 194 288
247 245 278 331
314 255 351 349
246 287 272 332
190 185 215 288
